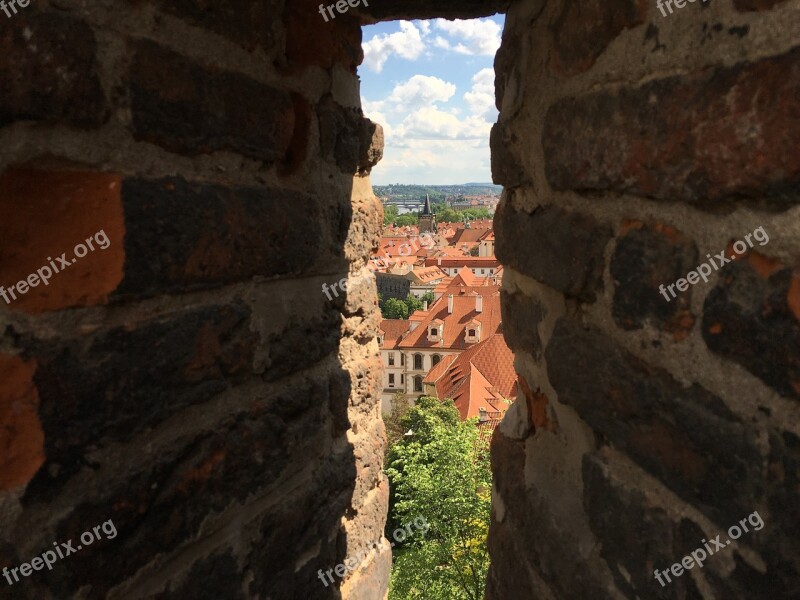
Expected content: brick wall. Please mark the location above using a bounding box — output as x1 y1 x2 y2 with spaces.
0 1 388 598
490 0 800 598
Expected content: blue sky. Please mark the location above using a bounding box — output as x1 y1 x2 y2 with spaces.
359 16 505 185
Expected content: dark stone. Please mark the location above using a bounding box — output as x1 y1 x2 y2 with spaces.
490 123 528 188
35 378 339 596
582 450 700 599
546 318 762 524
702 252 800 400
0 12 106 127
116 177 321 298
543 47 800 205
129 41 294 161
500 290 545 358
157 551 246 599
610 221 697 337
495 202 613 302
159 0 281 52
24 304 258 494
548 0 646 76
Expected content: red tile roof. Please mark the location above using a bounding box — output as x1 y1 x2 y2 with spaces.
379 320 410 349
425 256 500 269
423 333 517 420
399 291 502 351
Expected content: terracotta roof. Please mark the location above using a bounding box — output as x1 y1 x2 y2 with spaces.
379 320 410 349
408 266 447 284
425 257 500 269
423 333 517 420
399 291 502 351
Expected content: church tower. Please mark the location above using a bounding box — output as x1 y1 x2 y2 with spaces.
419 194 436 233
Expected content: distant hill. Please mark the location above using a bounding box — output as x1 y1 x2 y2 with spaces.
374 183 502 203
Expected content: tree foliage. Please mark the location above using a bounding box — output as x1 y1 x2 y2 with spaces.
386 397 491 600
383 298 410 320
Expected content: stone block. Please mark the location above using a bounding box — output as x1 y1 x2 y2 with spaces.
0 12 106 127
129 41 294 161
496 202 612 302
543 47 800 204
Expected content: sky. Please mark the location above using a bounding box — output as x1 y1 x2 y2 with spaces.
359 16 504 185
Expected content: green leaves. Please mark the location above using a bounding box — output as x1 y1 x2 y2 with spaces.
386 397 491 600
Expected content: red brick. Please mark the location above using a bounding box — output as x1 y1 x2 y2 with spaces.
543 47 800 204
284 0 363 72
0 169 125 313
0 354 44 491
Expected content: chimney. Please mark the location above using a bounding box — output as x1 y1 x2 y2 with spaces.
476 295 483 313
448 294 453 314
423 301 428 311
479 407 488 422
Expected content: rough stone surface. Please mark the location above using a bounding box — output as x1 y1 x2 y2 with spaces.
116 177 321 298
548 0 647 76
610 220 697 338
547 318 762 524
0 13 107 127
543 47 800 204
702 250 800 400
496 202 613 302
129 41 294 161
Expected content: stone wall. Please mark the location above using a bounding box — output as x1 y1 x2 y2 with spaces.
0 1 388 598
490 0 800 598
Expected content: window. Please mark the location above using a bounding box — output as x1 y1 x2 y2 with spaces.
480 269 485 274
432 354 441 367
388 352 395 366
414 376 423 392
414 354 423 370
401 374 404 384
430 328 438 336
401 353 405 366
468 329 476 337
389 374 395 387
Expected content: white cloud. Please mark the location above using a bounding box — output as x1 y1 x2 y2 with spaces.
362 21 429 73
464 68 496 120
395 107 491 140
389 75 456 107
433 18 502 56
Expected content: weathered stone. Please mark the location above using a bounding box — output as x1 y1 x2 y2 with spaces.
548 0 646 76
610 220 697 338
543 47 800 204
359 119 384 173
734 0 789 10
359 0 510 22
496 202 613 302
0 12 106 127
583 450 699 599
156 551 246 599
159 0 280 52
500 290 545 357
115 177 321 298
129 41 294 161
490 123 528 188
284 0 362 71
24 304 258 494
546 318 762 524
702 251 800 400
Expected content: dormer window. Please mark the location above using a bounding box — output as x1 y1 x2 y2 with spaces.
465 320 481 343
428 320 443 343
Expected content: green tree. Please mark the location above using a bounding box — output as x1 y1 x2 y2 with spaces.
386 397 491 600
384 298 410 320
396 214 419 226
420 291 435 306
405 294 424 313
384 204 399 224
